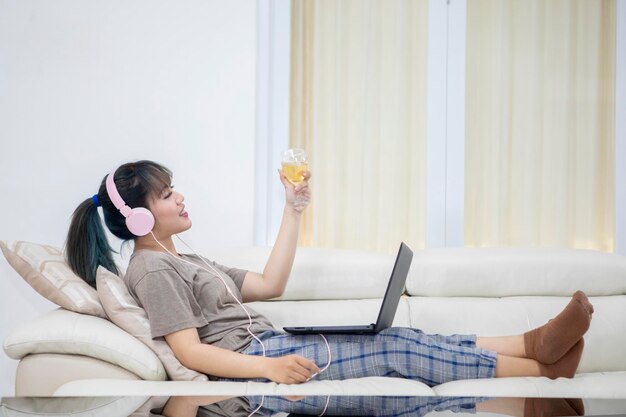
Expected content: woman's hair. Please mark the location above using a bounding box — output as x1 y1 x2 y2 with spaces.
65 160 173 288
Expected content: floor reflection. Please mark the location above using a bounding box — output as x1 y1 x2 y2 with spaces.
2 395 626 417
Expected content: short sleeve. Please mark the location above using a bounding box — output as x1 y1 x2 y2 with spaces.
133 268 208 338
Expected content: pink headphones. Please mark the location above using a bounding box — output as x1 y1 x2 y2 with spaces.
105 170 155 236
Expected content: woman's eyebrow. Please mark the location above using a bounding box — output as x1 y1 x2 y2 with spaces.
157 185 171 197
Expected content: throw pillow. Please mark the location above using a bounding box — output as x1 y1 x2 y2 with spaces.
95 266 208 382
0 240 107 319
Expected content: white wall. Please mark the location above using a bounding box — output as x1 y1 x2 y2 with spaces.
0 0 257 396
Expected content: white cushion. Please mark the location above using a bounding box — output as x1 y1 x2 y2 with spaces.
407 248 626 297
3 308 166 381
0 397 147 417
0 240 107 318
207 246 395 300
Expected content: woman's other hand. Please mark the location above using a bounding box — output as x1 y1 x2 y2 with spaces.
263 354 320 384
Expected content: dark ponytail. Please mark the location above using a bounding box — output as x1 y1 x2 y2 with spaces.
65 197 120 288
65 160 172 288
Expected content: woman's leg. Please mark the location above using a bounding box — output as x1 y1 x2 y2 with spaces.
494 338 584 379
240 328 499 386
477 291 593 363
476 334 526 358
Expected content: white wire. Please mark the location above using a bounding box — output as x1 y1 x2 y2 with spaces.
151 233 267 356
150 232 333 416
319 395 331 417
149 232 266 416
175 233 332 379
311 334 332 379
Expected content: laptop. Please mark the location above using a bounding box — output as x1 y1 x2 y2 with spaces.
283 242 413 335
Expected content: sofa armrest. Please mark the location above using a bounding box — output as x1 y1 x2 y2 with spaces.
0 396 148 417
3 308 166 381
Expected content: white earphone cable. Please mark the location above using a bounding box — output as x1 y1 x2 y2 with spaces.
150 232 267 357
174 233 332 378
149 232 266 416
149 232 332 416
319 395 331 417
318 334 332 375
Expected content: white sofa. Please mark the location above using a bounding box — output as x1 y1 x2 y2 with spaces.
4 246 626 398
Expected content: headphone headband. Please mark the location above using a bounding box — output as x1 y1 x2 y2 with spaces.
105 169 155 236
106 171 132 217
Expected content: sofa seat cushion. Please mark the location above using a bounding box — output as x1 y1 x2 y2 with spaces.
406 296 626 373
53 377 434 397
3 308 166 381
53 373 626 399
407 248 626 297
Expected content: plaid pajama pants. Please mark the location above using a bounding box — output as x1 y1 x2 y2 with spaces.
246 395 491 417
238 327 497 387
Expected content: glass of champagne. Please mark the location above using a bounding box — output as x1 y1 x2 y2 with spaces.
281 148 309 207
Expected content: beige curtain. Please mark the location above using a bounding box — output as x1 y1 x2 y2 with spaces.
290 0 429 254
465 0 616 251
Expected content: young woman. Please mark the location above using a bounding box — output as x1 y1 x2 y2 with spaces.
65 160 593 387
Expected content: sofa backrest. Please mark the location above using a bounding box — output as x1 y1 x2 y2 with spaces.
207 246 395 300
406 247 626 297
208 246 626 299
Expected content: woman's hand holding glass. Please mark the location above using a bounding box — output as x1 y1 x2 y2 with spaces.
280 149 311 212
279 169 311 212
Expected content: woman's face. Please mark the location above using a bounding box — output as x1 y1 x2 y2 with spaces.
147 185 192 238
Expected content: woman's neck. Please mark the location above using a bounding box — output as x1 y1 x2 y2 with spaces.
134 234 180 257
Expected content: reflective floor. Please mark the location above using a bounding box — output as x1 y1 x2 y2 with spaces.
2 396 626 417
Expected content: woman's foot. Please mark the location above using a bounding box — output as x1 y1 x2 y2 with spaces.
524 291 593 364
538 339 584 379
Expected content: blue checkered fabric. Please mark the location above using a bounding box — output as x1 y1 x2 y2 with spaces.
237 327 497 387
245 395 489 417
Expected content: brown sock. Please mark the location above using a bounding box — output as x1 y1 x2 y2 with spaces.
538 338 584 379
524 397 585 417
524 291 592 364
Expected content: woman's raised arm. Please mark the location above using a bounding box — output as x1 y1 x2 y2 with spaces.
241 170 311 302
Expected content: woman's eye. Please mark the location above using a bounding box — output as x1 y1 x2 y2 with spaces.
163 185 174 199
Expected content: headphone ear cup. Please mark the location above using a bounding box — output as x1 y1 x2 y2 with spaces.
126 207 155 236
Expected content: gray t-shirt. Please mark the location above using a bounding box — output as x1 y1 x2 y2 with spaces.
124 249 275 353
